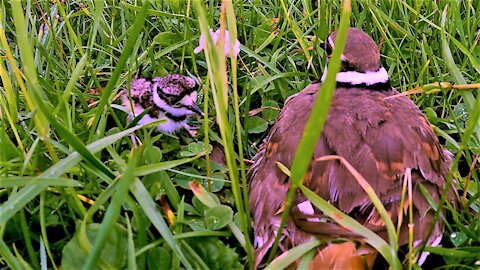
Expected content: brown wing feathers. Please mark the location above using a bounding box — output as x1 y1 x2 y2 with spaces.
248 84 452 268
248 27 454 270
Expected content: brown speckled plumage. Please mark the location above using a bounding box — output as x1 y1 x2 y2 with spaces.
248 28 456 269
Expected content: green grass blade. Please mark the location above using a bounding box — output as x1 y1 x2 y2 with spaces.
31 88 115 179
82 147 141 269
0 125 145 226
192 1 253 266
0 52 18 124
189 181 246 246
1 1 478 269
9 0 55 163
0 239 23 270
0 177 82 187
300 185 401 267
265 239 321 270
224 1 254 263
279 0 317 77
131 179 193 270
268 0 352 262
315 155 400 265
88 1 150 142
440 5 480 141
126 217 137 270
134 155 203 176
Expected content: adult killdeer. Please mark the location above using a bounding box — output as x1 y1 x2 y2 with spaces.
249 28 455 269
122 74 203 136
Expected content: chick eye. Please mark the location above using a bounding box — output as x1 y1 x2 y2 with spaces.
175 97 188 107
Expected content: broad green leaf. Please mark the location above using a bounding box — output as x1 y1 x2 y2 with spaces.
153 32 183 46
175 168 202 189
185 237 242 270
181 142 212 157
61 223 128 270
209 172 226 192
144 146 163 164
247 116 268 134
189 181 245 246
147 247 172 269
261 99 280 121
450 232 468 247
205 205 233 231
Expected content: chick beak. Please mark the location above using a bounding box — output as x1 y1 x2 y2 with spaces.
190 103 204 117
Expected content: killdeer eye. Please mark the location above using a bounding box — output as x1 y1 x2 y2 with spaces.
325 44 333 56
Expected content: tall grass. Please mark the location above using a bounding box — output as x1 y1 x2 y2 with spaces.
0 0 479 269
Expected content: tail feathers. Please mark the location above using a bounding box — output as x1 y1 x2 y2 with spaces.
309 242 377 270
415 234 443 265
254 234 275 269
253 221 312 269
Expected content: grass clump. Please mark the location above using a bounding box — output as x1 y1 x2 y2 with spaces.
0 1 479 269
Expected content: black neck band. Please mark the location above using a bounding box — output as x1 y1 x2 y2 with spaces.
164 111 187 122
336 81 392 91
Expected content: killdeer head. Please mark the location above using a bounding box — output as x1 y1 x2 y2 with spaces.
123 74 203 136
249 28 455 269
320 27 390 89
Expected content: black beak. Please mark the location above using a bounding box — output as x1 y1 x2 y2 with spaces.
190 103 204 117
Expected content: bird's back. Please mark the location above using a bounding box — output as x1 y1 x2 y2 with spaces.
248 82 452 268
